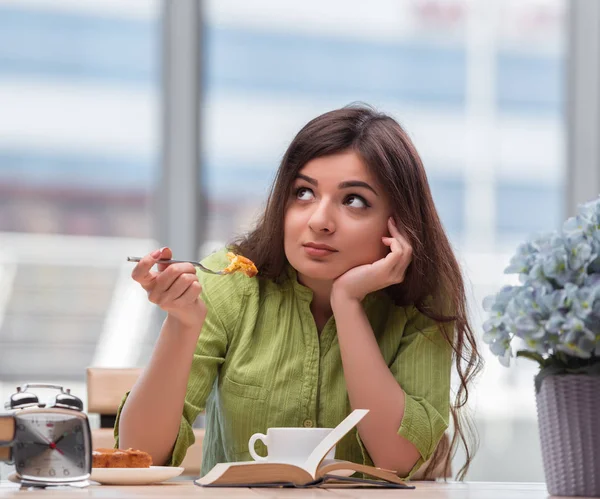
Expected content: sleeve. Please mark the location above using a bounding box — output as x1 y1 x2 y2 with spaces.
113 249 248 467
395 307 453 478
357 305 453 479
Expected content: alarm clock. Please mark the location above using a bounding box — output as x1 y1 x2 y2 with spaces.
0 383 92 486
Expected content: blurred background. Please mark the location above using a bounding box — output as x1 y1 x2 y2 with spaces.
1 0 598 482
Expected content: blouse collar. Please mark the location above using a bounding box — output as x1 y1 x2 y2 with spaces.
284 263 382 307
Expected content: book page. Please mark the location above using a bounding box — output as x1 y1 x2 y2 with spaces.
319 475 414 489
0 415 14 444
303 409 368 477
318 461 406 485
196 461 313 486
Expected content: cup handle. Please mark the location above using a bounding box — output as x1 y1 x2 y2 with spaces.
248 433 268 462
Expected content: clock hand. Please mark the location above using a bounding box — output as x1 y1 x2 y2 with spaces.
52 432 67 446
48 440 65 455
28 426 65 456
28 426 53 445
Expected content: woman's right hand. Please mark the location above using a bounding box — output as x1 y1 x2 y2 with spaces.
131 247 207 330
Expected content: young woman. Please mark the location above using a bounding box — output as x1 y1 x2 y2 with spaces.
116 105 483 480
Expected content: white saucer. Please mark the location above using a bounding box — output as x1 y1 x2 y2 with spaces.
90 466 184 485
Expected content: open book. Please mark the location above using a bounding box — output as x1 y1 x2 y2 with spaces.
195 409 414 489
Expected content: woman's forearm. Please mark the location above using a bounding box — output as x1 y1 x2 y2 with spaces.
117 314 204 465
331 297 420 476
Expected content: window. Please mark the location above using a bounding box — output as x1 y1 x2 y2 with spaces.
0 0 161 394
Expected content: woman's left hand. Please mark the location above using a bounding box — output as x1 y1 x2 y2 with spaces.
331 218 413 304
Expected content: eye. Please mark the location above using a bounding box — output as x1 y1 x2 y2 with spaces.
295 187 315 201
344 194 370 209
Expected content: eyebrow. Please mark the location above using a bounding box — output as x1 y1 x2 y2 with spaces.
296 173 379 196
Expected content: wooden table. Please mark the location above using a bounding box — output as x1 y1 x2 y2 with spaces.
0 480 573 498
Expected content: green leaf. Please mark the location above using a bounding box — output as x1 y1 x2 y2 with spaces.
516 350 546 367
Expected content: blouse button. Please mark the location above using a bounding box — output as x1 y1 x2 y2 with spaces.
303 419 314 428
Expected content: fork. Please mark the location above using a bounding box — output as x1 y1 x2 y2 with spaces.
126 256 228 275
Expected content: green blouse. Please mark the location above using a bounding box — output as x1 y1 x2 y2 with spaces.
114 249 452 479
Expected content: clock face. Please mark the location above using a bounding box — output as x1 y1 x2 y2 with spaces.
13 410 91 482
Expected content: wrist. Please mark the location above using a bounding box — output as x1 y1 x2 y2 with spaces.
164 312 205 339
330 289 363 313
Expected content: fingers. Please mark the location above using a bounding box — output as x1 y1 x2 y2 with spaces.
131 247 205 323
382 217 413 282
131 248 163 288
157 247 173 272
172 279 203 306
383 235 403 254
388 218 411 250
387 218 412 256
147 263 197 304
382 237 406 271
155 266 199 304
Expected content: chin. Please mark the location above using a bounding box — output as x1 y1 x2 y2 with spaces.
290 257 347 281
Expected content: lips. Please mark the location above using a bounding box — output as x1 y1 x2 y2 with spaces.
302 242 338 258
303 242 337 252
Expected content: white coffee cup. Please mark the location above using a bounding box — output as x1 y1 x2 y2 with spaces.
248 427 335 466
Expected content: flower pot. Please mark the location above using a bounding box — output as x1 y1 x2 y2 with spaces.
535 374 600 497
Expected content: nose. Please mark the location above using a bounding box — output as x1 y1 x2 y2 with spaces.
308 199 336 234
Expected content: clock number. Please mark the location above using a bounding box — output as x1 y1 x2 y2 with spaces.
78 462 84 469
35 468 41 476
63 469 70 476
16 442 24 449
16 424 25 432
48 468 56 477
17 461 24 470
74 426 82 433
75 444 83 452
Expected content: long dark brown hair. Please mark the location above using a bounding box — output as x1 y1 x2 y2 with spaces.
232 104 484 480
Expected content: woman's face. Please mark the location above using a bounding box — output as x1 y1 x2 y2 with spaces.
284 151 392 283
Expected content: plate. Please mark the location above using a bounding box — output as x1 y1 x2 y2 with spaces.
90 466 184 485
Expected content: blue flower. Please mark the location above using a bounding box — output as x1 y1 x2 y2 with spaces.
483 195 600 366
483 285 517 316
505 242 537 274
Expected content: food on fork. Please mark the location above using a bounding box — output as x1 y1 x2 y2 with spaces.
224 252 258 277
92 448 153 468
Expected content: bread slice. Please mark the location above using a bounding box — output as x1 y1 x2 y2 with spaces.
92 448 153 468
